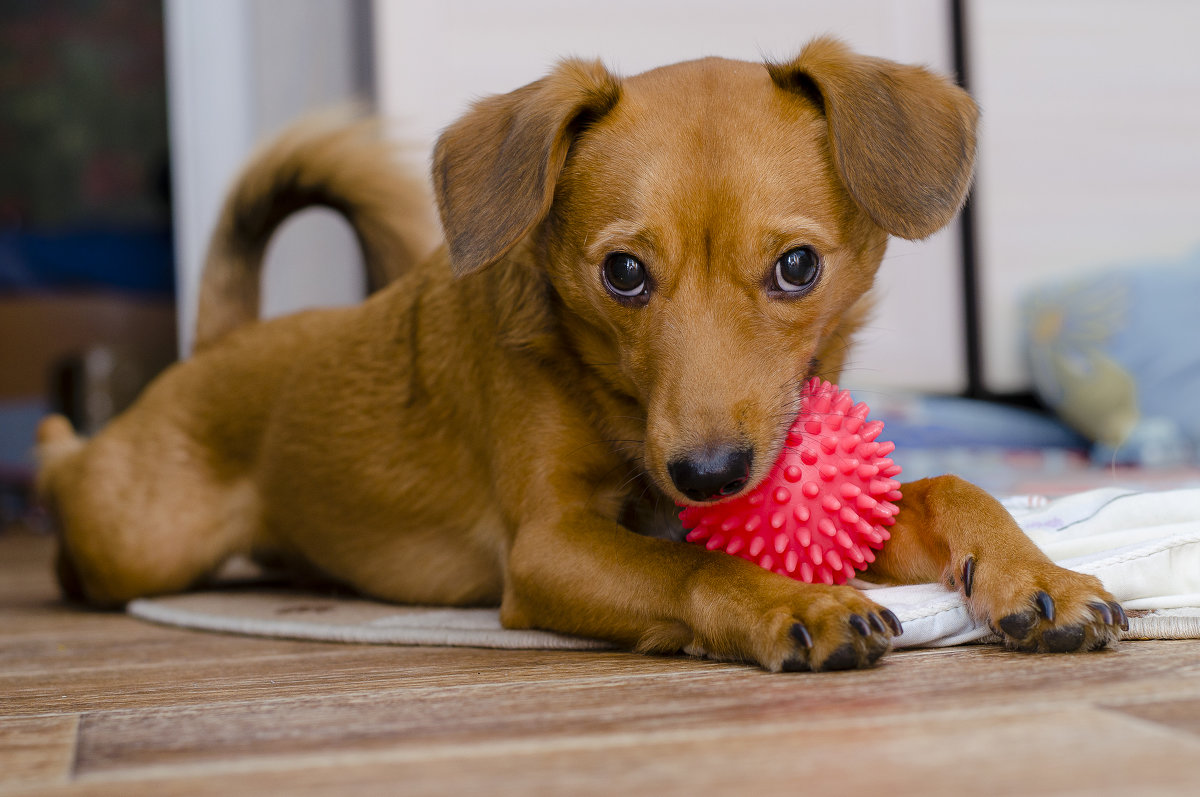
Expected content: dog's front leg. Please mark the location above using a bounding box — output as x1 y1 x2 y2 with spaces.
866 475 1126 652
501 507 901 671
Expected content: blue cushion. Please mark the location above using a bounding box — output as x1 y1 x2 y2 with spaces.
1023 247 1200 465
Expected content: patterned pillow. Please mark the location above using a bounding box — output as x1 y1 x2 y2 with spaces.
1023 247 1200 465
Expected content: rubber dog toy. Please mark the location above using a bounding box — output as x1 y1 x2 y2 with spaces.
679 378 901 585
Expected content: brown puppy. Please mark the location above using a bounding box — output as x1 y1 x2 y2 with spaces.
38 39 1126 671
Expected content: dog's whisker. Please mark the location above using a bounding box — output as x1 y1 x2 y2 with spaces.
587 458 645 508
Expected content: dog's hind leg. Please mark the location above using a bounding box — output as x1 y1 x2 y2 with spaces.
37 414 258 607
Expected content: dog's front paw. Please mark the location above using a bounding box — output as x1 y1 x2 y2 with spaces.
746 585 902 672
955 555 1126 653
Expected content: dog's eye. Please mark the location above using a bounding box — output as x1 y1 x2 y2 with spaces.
603 253 649 300
772 246 821 296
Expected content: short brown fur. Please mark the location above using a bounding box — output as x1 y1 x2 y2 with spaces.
38 39 1123 671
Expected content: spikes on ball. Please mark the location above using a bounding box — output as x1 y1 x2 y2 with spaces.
679 378 901 585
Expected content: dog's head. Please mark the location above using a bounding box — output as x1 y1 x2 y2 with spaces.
433 38 977 505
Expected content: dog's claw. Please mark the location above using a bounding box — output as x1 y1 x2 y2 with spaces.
961 555 976 598
880 609 903 637
1034 590 1056 622
1090 601 1113 626
789 621 814 649
849 614 870 637
868 612 887 634
1109 601 1129 631
781 622 815 671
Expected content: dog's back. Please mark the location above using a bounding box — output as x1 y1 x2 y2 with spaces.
38 118 438 604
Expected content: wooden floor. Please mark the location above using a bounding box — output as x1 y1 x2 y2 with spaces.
2 531 1199 796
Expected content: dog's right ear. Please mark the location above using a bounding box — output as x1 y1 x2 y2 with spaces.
432 59 622 278
768 38 979 241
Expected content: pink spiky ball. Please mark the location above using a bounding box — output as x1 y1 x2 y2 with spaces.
678 378 902 585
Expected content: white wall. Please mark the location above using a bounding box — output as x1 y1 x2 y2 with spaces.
968 0 1200 392
164 0 252 356
373 0 968 394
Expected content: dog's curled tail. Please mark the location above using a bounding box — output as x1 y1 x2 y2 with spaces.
195 116 436 350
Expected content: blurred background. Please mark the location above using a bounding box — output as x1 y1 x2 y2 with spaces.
2 0 1199 531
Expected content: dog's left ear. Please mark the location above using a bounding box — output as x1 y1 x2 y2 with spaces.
768 37 979 240
433 59 622 277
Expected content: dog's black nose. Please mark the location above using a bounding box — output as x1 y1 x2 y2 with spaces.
668 446 754 503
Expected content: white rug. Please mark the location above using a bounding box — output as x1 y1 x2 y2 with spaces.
129 488 1200 650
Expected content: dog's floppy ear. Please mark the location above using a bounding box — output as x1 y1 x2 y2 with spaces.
432 59 622 277
768 37 979 240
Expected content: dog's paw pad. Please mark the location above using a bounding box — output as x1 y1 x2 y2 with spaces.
997 610 1038 639
781 655 812 672
815 642 860 671
1041 624 1086 653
